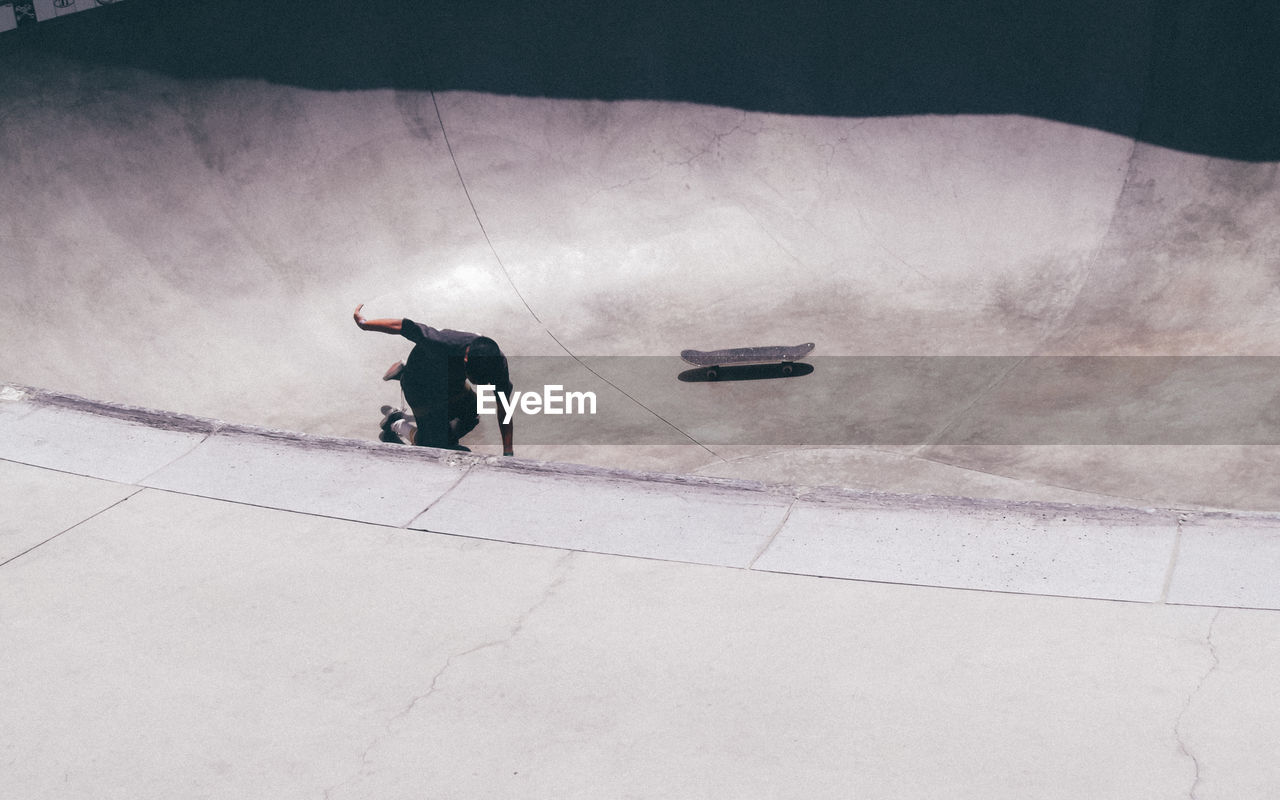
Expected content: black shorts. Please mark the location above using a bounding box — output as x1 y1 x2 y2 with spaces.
405 386 478 448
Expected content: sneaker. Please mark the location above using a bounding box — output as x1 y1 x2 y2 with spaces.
380 407 406 432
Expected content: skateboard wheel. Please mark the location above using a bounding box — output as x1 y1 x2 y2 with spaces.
706 368 719 380
781 363 794 375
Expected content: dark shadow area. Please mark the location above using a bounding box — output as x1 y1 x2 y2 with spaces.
3 0 1278 161
678 363 815 383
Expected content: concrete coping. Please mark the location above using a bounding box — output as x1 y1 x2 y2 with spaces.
4 383 1280 610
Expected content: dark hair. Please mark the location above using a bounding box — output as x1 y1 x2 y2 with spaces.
466 336 511 393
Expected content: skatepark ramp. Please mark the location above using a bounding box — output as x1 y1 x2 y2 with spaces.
3 3 1279 511
4 3 1280 796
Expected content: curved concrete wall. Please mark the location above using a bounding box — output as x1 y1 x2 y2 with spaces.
2 5 1278 509
5 11 1280 795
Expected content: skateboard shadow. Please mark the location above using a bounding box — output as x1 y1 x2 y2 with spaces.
677 362 815 383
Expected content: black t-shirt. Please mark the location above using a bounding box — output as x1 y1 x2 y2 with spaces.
399 318 512 410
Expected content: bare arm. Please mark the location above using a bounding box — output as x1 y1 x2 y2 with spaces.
353 303 403 334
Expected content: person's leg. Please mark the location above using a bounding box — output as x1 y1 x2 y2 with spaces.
408 403 450 448
448 388 480 446
403 371 451 448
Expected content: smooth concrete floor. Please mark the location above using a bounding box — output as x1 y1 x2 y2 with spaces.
5 454 1280 799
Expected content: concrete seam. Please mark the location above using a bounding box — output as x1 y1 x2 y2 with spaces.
1032 135 1141 352
913 132 1142 457
0 486 144 569
1160 512 1187 604
403 461 475 528
747 494 800 571
429 91 541 324
132 425 222 487
914 355 1030 451
428 91 719 458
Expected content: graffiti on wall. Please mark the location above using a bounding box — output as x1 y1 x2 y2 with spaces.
1 0 124 34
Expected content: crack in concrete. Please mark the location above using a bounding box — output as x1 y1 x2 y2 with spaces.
323 551 576 798
1174 608 1223 800
667 112 750 168
408 550 576 711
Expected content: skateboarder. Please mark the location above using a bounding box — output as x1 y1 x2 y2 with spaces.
353 304 514 456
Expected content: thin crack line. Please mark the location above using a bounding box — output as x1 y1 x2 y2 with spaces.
401 461 475 528
395 550 574 719
915 356 1032 451
748 496 799 570
326 551 575 797
429 91 541 325
0 487 144 569
1160 513 1188 603
427 92 717 458
1174 608 1223 800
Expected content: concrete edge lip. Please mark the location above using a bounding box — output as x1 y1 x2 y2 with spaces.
410 463 796 568
7 384 1280 608
140 429 471 529
0 389 211 484
753 498 1179 603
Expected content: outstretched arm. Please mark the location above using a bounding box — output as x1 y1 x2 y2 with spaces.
353 303 403 334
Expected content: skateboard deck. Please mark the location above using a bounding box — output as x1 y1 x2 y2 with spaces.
680 343 815 379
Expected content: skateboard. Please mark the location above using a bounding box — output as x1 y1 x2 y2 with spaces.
680 342 815 380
